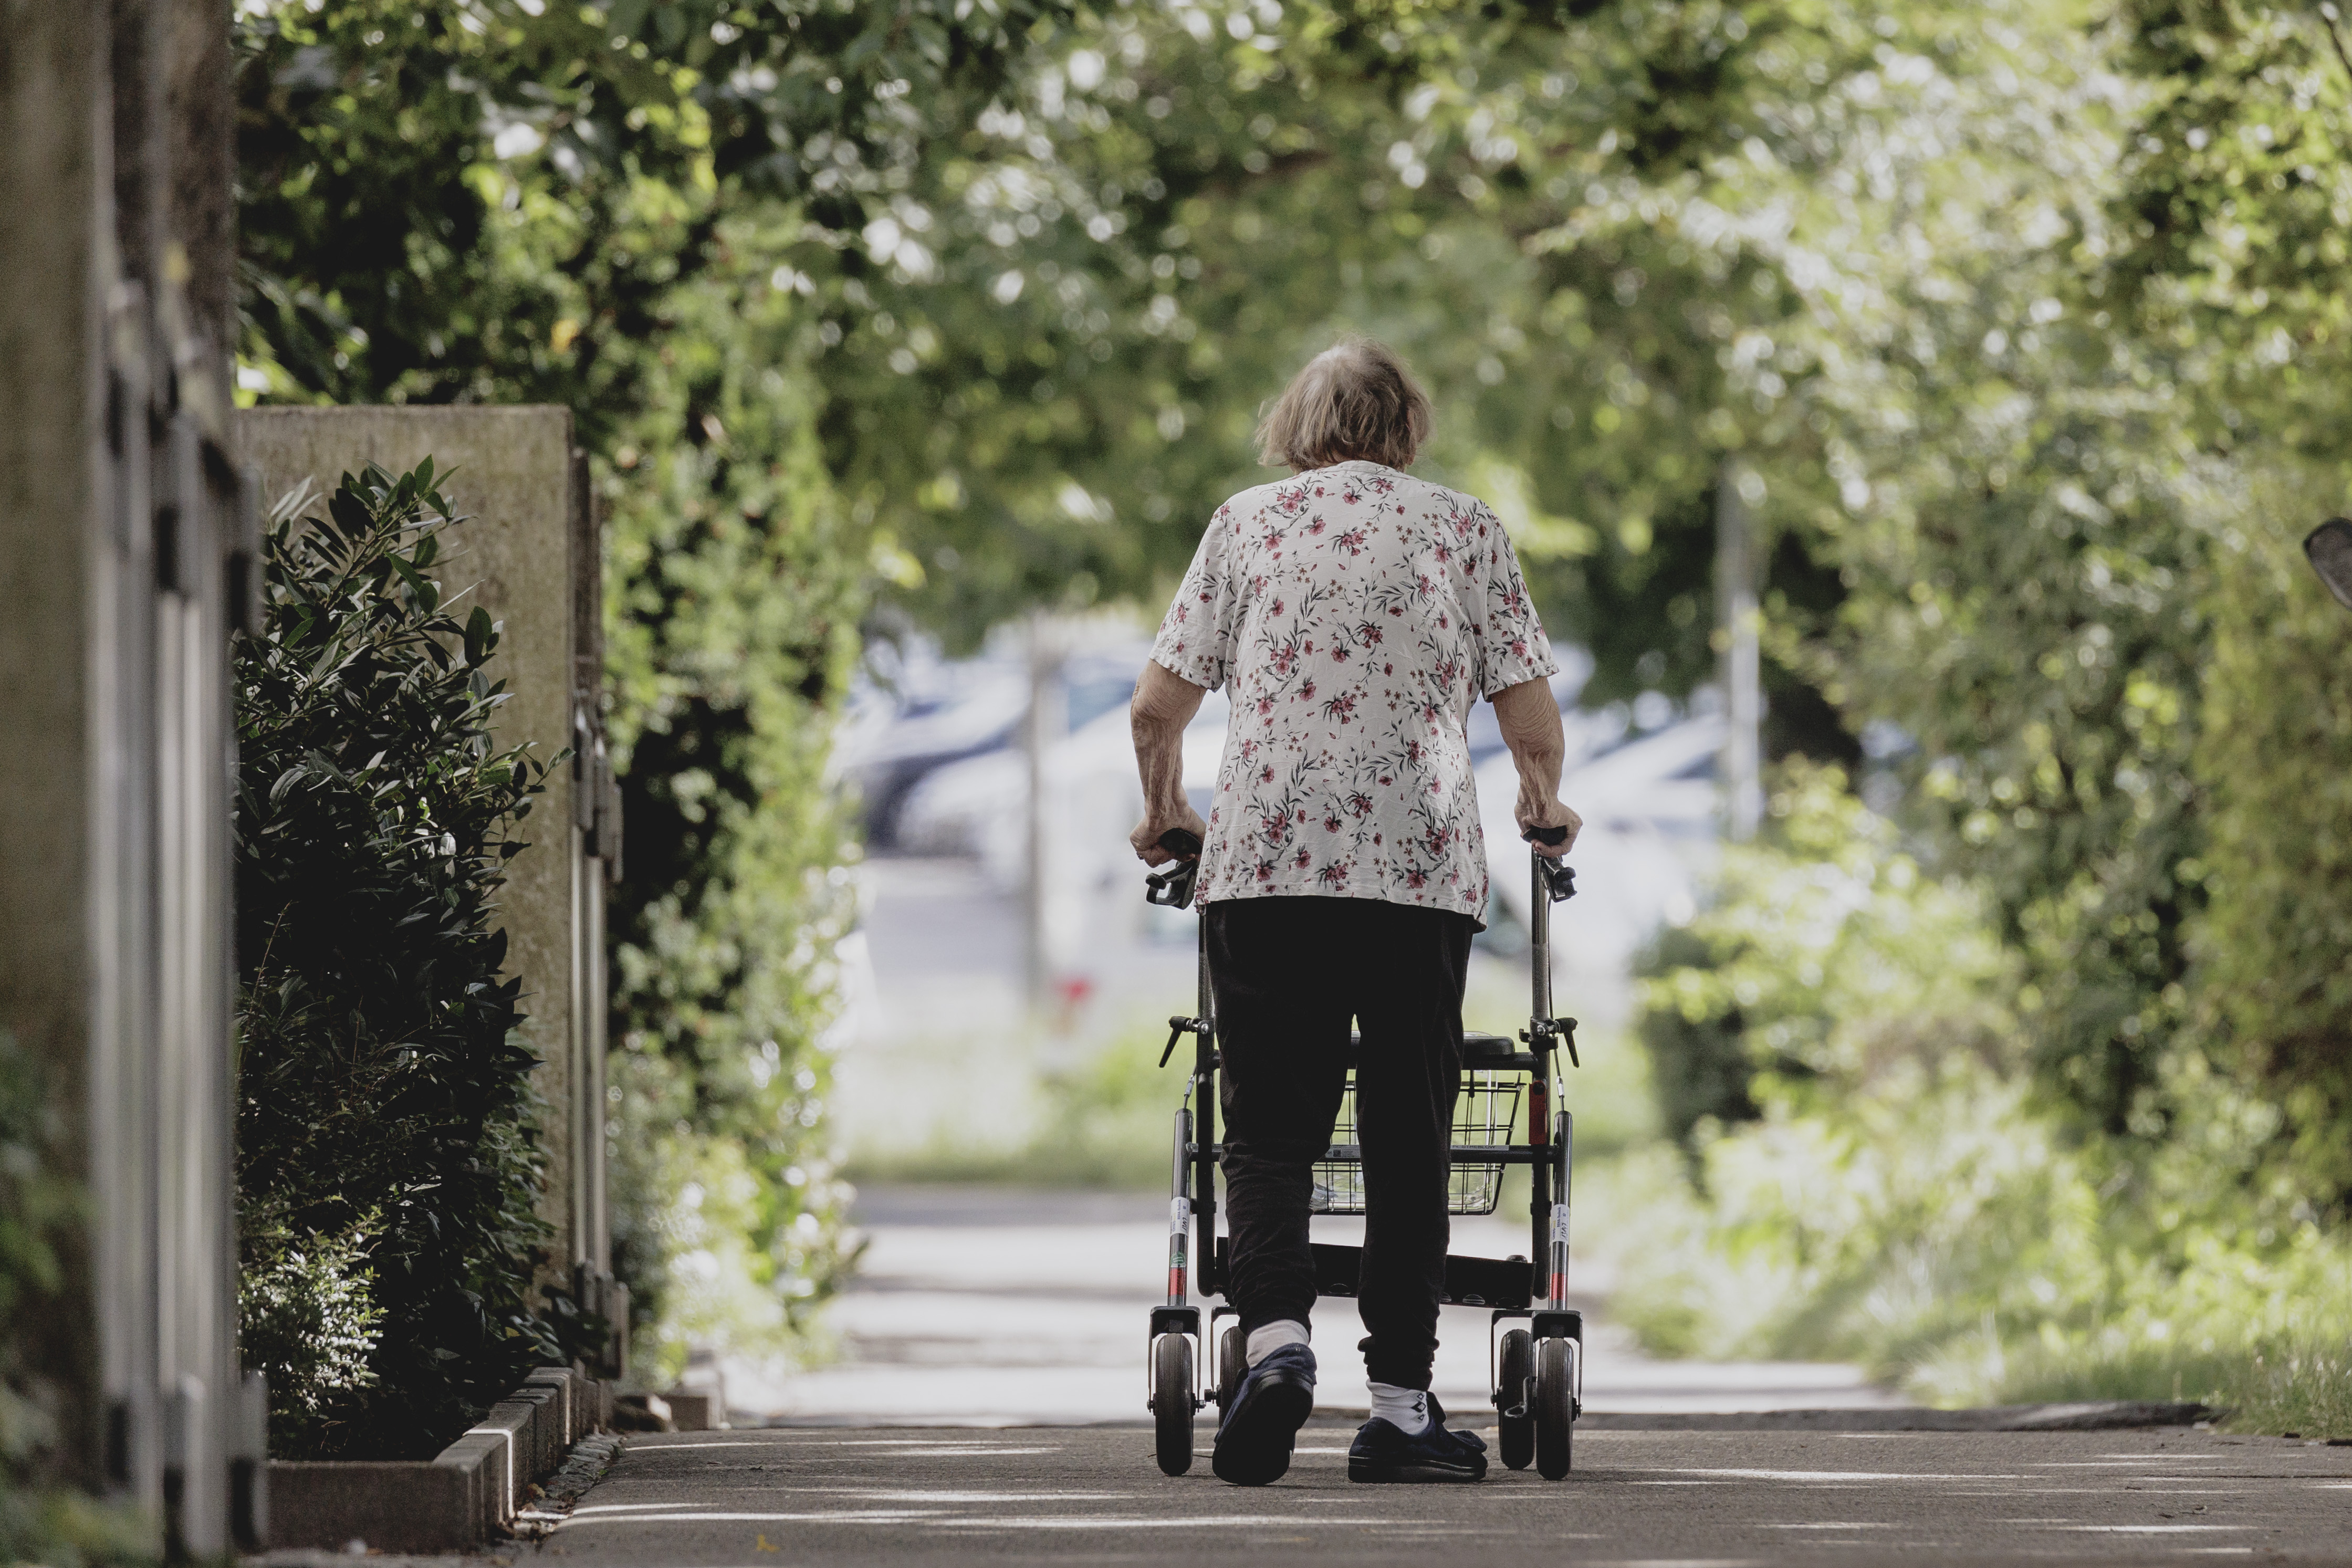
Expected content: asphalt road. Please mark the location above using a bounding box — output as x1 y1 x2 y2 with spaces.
535 1424 2352 1566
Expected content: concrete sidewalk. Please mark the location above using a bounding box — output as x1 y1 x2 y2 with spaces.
529 1188 2352 1567
537 1425 2352 1566
723 1185 1909 1426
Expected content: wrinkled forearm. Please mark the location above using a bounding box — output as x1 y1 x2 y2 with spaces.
1132 658 1207 824
1493 677 1565 822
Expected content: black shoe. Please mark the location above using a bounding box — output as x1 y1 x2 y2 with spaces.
1211 1342 1316 1486
1348 1393 1489 1482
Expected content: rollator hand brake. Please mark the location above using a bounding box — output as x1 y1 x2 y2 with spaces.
1159 1014 1207 1068
1522 1015 1581 1069
1520 826 1577 902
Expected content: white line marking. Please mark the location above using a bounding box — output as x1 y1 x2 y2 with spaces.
558 1511 946 1528
2044 1524 2257 1533
786 1439 1065 1449
804 1446 1062 1456
841 1491 1143 1503
624 1441 784 1450
2034 1458 2233 1467
936 1515 1396 1530
1639 1469 2028 1483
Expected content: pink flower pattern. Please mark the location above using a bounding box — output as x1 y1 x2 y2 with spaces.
1148 459 1557 921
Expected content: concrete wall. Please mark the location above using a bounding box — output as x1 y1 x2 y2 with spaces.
237 408 620 1326
1 0 258 1552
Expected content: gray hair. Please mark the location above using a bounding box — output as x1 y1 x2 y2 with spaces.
1255 338 1433 472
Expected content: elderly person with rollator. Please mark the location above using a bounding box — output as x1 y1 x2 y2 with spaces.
1128 339 1580 1486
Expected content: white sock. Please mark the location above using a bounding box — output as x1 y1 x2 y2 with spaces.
1245 1319 1310 1366
1368 1381 1431 1435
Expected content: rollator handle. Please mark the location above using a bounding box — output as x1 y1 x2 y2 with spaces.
1144 828 1204 910
1520 827 1576 903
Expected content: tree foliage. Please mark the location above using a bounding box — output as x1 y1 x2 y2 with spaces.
2194 479 2352 1198
234 462 557 1459
235 0 2352 1385
231 0 984 1361
2096 0 2352 1180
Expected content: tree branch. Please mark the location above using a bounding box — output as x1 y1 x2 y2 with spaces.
2322 5 2352 95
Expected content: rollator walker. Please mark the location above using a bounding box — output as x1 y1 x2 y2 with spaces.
1140 831 1585 1479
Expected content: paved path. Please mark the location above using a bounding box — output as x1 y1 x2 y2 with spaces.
579 1189 2352 1564
722 1186 1909 1424
539 1425 2352 1565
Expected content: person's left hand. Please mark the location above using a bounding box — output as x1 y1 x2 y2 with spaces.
1131 804 1208 865
1517 797 1583 858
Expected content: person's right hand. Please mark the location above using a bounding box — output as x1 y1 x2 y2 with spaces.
1130 804 1208 866
1517 798 1582 859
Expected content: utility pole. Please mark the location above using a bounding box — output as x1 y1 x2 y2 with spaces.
1717 461 1763 841
1023 614 1065 1015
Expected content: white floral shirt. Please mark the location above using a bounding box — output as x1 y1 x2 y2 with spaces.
1149 459 1558 923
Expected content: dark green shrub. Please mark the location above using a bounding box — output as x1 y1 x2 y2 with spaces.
234 460 558 1460
0 1035 75 1556
0 1038 144 1565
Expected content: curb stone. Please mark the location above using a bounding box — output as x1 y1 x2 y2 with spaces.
511 1432 625 1540
259 1366 612 1553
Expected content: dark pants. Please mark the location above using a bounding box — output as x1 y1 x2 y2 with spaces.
1207 895 1473 1391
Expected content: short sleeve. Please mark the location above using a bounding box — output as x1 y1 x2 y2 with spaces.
1150 513 1241 691
1468 504 1559 697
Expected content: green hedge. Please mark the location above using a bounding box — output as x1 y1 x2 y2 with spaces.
234 461 561 1460
2194 494 2352 1201
1615 767 2352 1434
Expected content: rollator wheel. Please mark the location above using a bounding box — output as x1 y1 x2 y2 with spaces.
1217 1324 1246 1415
1152 1332 1195 1476
1496 1329 1535 1471
1534 1334 1576 1480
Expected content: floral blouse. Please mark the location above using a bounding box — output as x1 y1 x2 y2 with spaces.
1149 459 1558 923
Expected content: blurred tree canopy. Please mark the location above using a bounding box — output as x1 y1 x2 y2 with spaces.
236 0 2352 1364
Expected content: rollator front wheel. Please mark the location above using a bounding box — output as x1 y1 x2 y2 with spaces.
1152 1332 1196 1476
1497 1329 1535 1470
1217 1324 1246 1415
1534 1334 1576 1479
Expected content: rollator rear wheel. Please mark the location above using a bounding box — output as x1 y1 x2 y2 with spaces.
1534 1335 1575 1479
1153 1332 1195 1476
1497 1329 1535 1470
1217 1324 1246 1415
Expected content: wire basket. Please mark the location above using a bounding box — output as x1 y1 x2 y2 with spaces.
1310 1069 1523 1217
